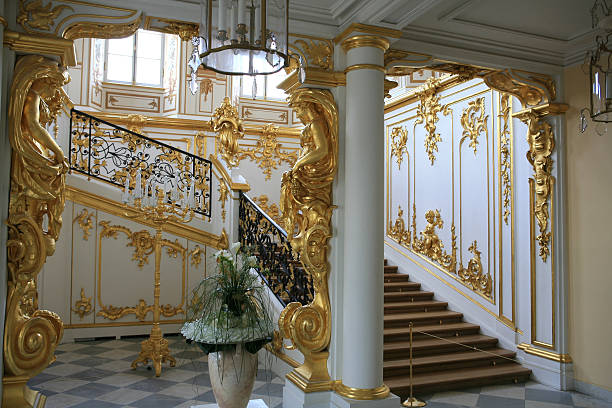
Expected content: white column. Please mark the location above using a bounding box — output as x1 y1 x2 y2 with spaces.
340 36 388 395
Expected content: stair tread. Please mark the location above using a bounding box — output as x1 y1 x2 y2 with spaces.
385 364 531 388
385 291 434 298
384 300 447 309
384 282 421 287
384 322 480 335
384 310 463 321
384 348 516 368
384 334 498 351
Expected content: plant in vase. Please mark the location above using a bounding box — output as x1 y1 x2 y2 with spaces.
181 242 274 408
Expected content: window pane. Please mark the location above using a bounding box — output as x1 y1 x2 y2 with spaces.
137 30 162 60
107 55 133 82
136 58 161 85
241 75 264 98
108 36 134 56
266 70 288 100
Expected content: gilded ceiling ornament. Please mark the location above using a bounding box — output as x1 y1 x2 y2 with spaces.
388 206 411 246
460 97 488 155
18 0 73 31
499 94 512 224
74 208 94 241
457 241 492 300
415 77 444 165
212 97 244 167
239 124 298 180
412 209 456 272
390 126 408 169
4 55 69 406
190 245 202 267
278 88 338 391
522 111 554 262
292 38 333 71
252 195 282 225
72 288 92 319
218 180 228 222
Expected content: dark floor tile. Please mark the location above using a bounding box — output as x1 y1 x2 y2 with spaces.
72 346 111 355
477 394 525 408
525 388 574 405
71 357 114 367
191 373 212 387
128 378 178 393
130 394 188 408
462 387 482 394
253 382 284 397
195 389 217 403
68 368 116 382
66 383 119 398
28 373 58 386
173 350 204 360
70 400 123 408
424 402 467 408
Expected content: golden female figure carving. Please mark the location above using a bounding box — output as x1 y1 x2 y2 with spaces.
278 88 338 391
4 55 69 408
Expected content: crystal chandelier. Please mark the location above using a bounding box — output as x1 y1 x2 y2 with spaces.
189 0 289 94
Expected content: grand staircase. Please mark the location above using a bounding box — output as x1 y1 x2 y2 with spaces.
382 260 531 398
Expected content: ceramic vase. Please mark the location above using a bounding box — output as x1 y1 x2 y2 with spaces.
208 343 258 408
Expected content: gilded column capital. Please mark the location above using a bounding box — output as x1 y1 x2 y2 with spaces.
341 35 390 53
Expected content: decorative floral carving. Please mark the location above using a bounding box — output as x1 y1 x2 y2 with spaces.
293 39 333 71
201 78 213 101
239 124 298 180
212 97 244 167
190 245 202 267
390 127 408 169
218 180 228 222
499 94 512 224
72 288 92 319
460 97 488 155
252 195 282 225
126 113 147 134
18 0 73 31
412 209 455 272
388 206 410 245
457 241 492 300
74 208 94 241
415 77 443 165
128 230 155 267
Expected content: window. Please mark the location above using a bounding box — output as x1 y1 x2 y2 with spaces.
240 69 288 100
105 30 164 87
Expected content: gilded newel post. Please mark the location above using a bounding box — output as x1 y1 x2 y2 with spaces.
278 88 338 392
3 55 70 408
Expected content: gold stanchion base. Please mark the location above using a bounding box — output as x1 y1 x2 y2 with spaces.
131 325 176 376
402 397 427 407
2 376 47 408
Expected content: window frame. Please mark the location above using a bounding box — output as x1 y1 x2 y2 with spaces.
239 70 288 101
104 30 166 87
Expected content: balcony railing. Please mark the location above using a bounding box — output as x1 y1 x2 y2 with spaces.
239 192 313 306
69 109 212 217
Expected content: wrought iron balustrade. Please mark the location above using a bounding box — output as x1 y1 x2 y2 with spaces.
69 109 211 217
239 192 313 306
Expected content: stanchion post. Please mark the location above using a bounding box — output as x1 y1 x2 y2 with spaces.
402 322 426 407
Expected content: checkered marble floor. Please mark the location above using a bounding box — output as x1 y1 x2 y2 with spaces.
28 334 284 408
29 335 612 408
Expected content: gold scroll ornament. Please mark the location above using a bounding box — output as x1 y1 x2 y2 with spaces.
212 96 244 167
4 55 70 407
278 88 338 392
415 77 444 165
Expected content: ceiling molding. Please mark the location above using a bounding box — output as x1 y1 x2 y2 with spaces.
437 0 480 23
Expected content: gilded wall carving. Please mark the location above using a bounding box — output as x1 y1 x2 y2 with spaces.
412 209 456 273
291 37 334 71
278 88 338 391
415 77 443 165
499 94 512 224
388 206 410 246
190 246 202 267
252 195 282 225
217 180 228 222
239 124 298 180
72 288 92 319
460 97 487 155
212 97 244 167
74 208 94 241
457 241 492 299
390 126 408 169
4 55 69 406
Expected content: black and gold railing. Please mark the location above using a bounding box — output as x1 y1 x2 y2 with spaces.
239 192 314 306
69 109 212 217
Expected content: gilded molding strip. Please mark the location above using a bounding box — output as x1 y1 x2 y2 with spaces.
265 330 300 368
334 23 402 43
65 186 228 249
460 97 487 155
499 94 512 224
344 64 386 74
3 55 69 407
390 126 408 169
72 288 92 319
238 124 298 180
517 343 571 363
415 77 444 165
334 382 390 400
278 88 338 393
65 319 183 329
73 208 94 240
341 35 390 52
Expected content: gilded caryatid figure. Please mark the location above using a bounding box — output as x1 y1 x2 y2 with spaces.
278 88 338 391
212 96 244 167
4 55 69 407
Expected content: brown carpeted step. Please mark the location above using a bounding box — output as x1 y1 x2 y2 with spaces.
384 300 448 314
384 264 398 272
384 348 517 377
384 334 498 359
384 273 410 283
384 322 480 342
384 291 435 302
384 310 463 328
385 364 532 396
384 282 422 292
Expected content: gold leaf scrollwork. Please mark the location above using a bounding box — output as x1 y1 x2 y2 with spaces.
127 230 155 267
388 206 411 246
74 208 94 241
457 241 492 300
412 209 456 272
292 39 333 71
18 0 73 31
278 88 338 391
415 77 443 165
499 94 512 224
218 180 228 222
212 96 244 167
195 130 206 157
460 97 488 155
201 78 213 101
190 245 202 267
390 127 408 169
239 124 298 180
522 111 554 262
72 288 92 319
4 55 69 406
252 195 282 225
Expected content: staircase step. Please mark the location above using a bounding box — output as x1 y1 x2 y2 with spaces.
385 364 532 396
384 300 448 314
384 273 410 283
385 291 434 302
384 310 463 327
384 334 498 359
384 348 516 377
384 265 399 273
384 282 422 292
384 322 480 341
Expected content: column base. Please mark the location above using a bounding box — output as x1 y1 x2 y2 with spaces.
331 390 400 408
2 376 47 408
283 378 334 408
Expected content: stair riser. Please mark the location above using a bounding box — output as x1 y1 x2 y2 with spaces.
384 328 480 342
384 316 462 328
384 285 421 292
384 356 516 377
384 304 448 314
384 293 434 302
384 341 498 360
384 277 411 283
